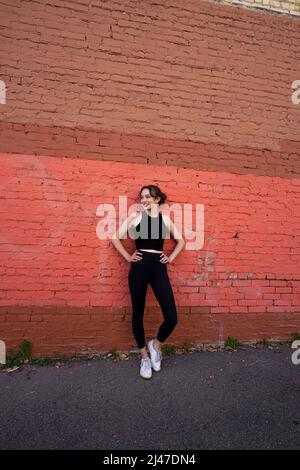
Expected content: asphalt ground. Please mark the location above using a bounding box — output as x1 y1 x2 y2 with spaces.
0 343 299 450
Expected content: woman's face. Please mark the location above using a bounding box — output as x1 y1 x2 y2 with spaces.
140 188 160 209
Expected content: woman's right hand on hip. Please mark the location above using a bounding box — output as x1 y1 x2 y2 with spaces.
130 250 143 262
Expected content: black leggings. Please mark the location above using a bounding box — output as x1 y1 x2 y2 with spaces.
128 251 178 349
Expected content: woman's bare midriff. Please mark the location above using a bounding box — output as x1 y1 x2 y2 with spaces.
139 249 163 253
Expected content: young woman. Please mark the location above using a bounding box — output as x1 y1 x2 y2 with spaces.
111 185 185 379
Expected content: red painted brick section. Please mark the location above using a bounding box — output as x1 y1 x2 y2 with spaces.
0 152 300 354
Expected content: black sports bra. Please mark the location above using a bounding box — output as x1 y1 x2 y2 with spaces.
130 210 169 251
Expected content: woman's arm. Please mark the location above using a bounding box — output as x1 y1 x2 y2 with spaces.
163 215 185 263
111 212 137 263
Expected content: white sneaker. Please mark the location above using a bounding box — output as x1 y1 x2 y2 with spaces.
148 339 162 371
140 357 152 379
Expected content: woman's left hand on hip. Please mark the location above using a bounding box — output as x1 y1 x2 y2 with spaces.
160 252 171 264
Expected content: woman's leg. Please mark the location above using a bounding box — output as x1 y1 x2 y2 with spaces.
149 264 178 346
128 262 149 355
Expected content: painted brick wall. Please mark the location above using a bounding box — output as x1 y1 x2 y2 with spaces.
0 0 300 356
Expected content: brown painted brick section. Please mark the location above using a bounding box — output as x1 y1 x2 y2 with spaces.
0 1 299 177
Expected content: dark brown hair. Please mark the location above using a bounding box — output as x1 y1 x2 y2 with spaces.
139 185 167 206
